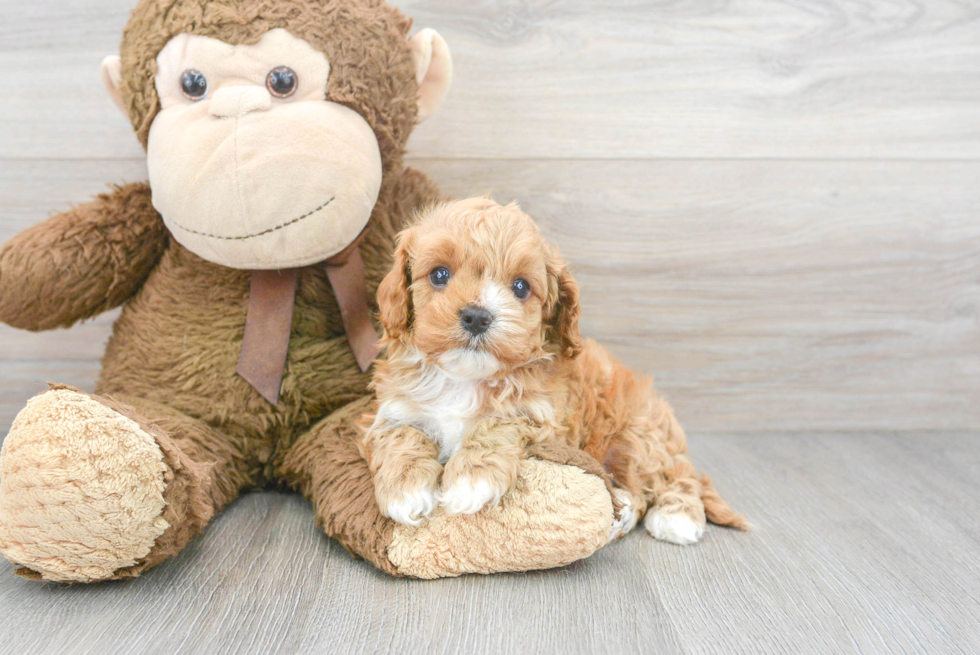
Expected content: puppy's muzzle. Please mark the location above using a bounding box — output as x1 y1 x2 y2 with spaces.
460 306 493 336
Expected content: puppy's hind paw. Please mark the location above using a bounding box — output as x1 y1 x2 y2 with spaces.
438 477 501 516
644 510 705 545
609 489 642 541
385 486 438 527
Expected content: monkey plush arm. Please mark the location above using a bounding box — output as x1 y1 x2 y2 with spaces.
0 182 167 331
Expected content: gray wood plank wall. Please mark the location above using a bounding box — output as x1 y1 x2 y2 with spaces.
1 0 978 433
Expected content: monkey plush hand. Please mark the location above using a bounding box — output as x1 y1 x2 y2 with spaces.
0 0 617 582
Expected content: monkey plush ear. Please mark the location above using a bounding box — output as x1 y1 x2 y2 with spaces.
410 28 453 123
100 55 127 115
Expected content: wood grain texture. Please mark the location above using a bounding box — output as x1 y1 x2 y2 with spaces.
0 0 978 160
0 432 976 655
2 158 977 432
428 158 980 432
0 1 977 651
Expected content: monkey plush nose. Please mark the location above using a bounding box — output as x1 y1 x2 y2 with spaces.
209 86 273 118
460 306 493 336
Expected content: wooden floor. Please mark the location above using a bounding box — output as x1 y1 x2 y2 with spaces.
1 0 979 653
0 432 977 654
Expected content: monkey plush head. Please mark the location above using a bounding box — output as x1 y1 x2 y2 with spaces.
99 0 452 270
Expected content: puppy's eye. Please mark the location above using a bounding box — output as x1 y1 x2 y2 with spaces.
512 279 530 299
266 66 298 98
429 267 451 288
180 69 208 100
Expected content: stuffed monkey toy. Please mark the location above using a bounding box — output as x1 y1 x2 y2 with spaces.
0 0 618 582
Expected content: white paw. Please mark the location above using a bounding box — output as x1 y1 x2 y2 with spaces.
609 489 640 541
644 510 705 545
438 477 501 516
385 485 437 527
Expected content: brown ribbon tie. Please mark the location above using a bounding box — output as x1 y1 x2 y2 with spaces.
236 228 381 406
322 229 383 373
236 268 298 406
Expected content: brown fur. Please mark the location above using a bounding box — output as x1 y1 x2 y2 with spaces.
0 0 438 577
0 0 620 580
118 0 420 167
0 182 165 331
362 199 748 534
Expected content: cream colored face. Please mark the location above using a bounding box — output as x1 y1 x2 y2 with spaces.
145 29 383 269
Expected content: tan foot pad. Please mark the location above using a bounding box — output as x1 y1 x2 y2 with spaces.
387 458 613 579
0 389 169 582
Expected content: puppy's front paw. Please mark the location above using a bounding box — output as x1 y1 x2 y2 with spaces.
383 485 438 527
438 477 503 516
644 510 705 545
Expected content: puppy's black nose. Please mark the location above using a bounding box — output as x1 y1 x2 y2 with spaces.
460 306 493 336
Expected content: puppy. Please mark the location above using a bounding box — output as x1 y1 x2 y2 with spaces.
358 197 748 544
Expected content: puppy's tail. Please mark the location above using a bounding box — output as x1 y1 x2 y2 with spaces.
700 474 751 531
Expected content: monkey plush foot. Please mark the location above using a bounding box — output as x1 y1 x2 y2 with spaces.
0 387 193 582
282 399 619 578
386 457 614 578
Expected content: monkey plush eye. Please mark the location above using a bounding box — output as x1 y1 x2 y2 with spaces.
512 279 530 300
266 66 298 98
429 267 451 288
180 69 208 100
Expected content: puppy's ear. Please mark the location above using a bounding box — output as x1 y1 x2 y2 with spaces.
546 255 583 359
377 230 414 339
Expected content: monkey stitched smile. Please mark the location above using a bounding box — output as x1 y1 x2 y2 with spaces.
169 196 336 241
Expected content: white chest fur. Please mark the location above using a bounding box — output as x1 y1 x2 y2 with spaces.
376 365 486 463
419 380 482 462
